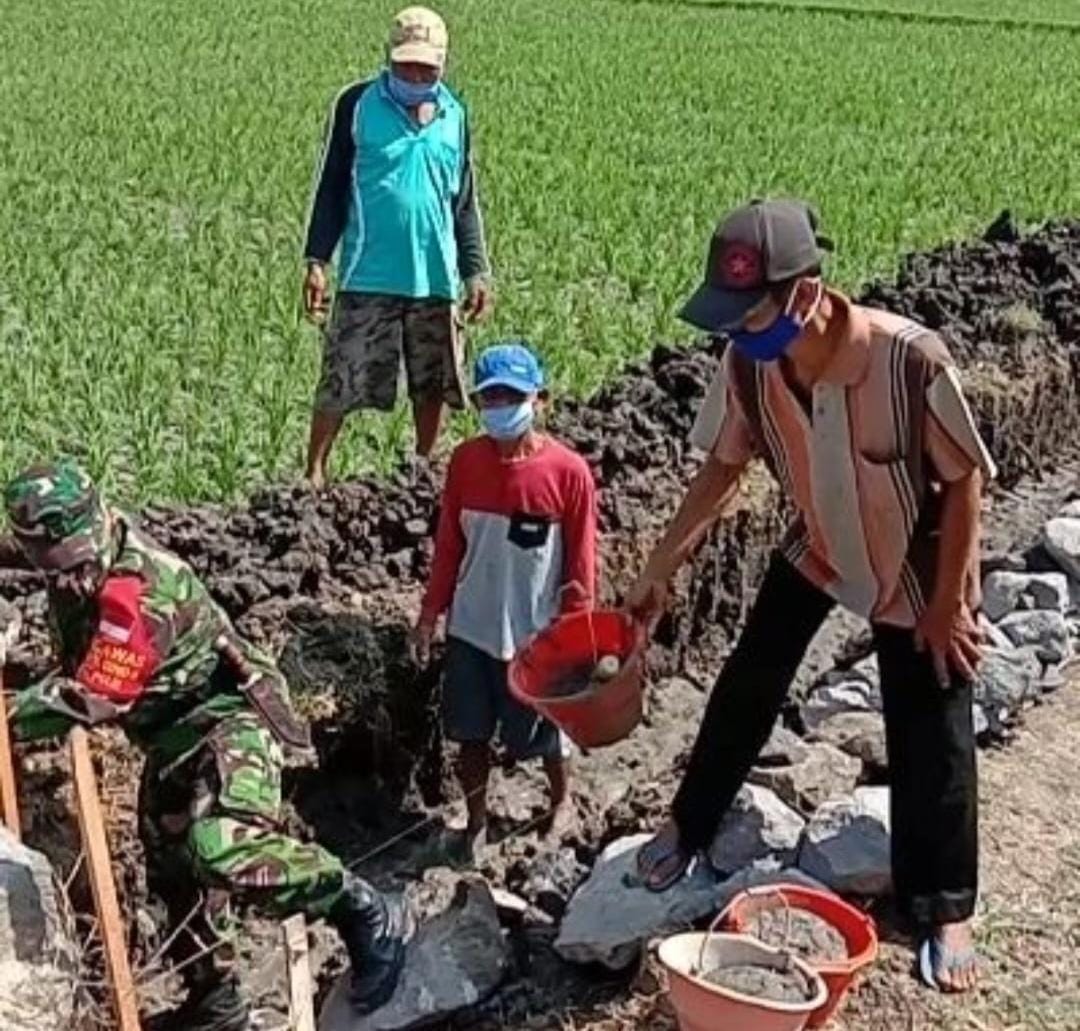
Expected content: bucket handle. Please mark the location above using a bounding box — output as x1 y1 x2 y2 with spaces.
698 887 794 975
558 580 599 664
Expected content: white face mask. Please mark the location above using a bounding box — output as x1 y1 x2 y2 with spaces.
480 400 535 440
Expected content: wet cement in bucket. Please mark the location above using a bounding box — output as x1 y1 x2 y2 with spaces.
745 908 848 964
702 959 818 1004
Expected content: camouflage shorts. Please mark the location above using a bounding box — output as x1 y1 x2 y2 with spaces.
315 292 466 414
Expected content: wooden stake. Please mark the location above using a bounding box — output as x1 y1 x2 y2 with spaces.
0 667 20 838
282 914 316 1031
70 726 142 1031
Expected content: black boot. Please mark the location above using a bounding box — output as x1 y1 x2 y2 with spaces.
327 872 408 1014
147 976 249 1031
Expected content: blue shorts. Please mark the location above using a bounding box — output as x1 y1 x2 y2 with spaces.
442 636 565 760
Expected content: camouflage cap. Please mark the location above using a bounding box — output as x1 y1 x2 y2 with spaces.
4 459 111 571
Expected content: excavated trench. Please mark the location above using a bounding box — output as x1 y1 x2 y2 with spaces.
2 213 1080 1026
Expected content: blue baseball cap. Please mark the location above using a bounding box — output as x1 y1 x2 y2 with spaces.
472 341 545 395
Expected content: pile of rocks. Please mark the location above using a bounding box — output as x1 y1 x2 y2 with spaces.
554 497 1080 971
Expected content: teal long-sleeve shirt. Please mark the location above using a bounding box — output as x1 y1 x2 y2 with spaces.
302 72 489 300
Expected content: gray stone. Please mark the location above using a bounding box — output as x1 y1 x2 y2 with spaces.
797 787 892 897
1038 663 1067 693
982 571 1070 621
972 703 989 737
707 785 805 875
808 711 888 776
749 742 861 815
1044 516 1080 582
981 550 1028 576
997 609 1070 663
0 829 77 1031
851 654 881 691
489 888 529 920
1060 499 1080 520
318 878 510 1031
800 681 879 733
975 646 1042 719
554 834 724 970
0 599 20 664
757 723 810 767
978 613 1014 651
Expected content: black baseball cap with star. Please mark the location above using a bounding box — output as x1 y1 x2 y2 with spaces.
679 199 833 333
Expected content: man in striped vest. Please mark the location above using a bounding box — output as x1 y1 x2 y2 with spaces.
629 199 993 993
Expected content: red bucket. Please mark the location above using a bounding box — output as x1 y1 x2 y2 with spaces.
508 609 646 748
719 884 879 1029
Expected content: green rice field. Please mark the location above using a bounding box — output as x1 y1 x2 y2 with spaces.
2 0 1079 502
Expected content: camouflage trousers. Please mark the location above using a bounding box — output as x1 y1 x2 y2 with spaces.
315 291 465 414
139 710 344 985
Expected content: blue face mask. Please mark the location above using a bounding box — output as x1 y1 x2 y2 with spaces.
481 401 535 441
730 280 823 363
386 73 439 108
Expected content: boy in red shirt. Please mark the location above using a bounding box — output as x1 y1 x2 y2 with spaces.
412 341 597 853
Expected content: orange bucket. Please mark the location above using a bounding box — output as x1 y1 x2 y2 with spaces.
508 609 646 748
719 884 879 1028
659 925 827 1031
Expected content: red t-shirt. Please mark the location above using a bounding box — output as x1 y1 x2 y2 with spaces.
421 435 598 660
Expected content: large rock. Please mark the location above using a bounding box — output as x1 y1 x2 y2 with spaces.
807 711 888 777
982 571 1070 621
0 829 77 1031
707 785 805 875
1044 516 1080 581
554 834 827 970
749 742 861 815
554 835 723 970
997 609 1071 663
975 646 1042 720
757 723 810 767
797 787 892 897
800 679 880 733
318 878 510 1031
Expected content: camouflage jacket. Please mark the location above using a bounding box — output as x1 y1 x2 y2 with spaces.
12 512 304 764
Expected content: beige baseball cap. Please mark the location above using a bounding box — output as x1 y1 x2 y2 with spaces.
389 6 448 68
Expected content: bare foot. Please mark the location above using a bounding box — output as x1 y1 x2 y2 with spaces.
305 469 326 491
928 920 978 992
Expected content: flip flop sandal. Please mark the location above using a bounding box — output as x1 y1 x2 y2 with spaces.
634 833 693 893
918 936 978 991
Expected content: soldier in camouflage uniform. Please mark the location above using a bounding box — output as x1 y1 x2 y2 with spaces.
3 459 407 1031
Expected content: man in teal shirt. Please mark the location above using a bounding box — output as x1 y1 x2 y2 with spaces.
302 6 492 487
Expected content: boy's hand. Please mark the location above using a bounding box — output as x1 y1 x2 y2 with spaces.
409 618 436 667
914 599 983 688
303 262 330 324
463 276 493 323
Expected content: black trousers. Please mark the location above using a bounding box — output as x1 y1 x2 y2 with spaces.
672 552 978 927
